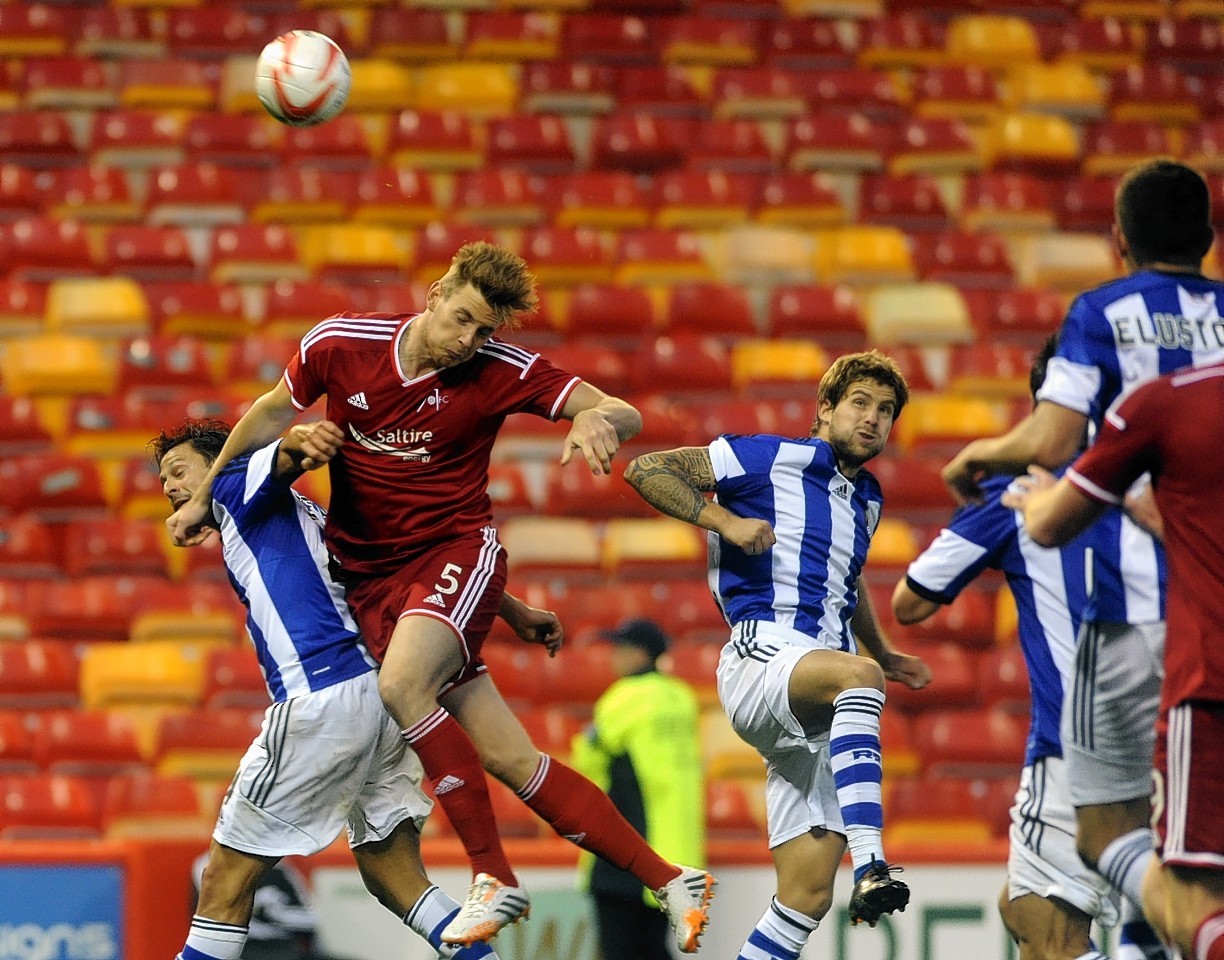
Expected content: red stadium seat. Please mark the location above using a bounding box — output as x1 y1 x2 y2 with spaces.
367 9 459 61
911 66 1001 124
0 712 39 775
154 708 264 781
201 647 267 712
101 225 196 280
591 115 691 172
60 518 170 579
453 170 546 227
629 334 733 394
562 282 656 341
1108 65 1199 125
661 16 759 66
0 775 103 840
23 56 115 111
518 227 615 287
767 284 866 347
485 116 576 174
209 224 306 285
184 113 280 169
413 224 499 284
857 15 945 71
281 116 374 171
28 575 166 641
261 280 358 339
0 111 80 167
806 68 907 122
1 217 95 281
754 173 846 230
978 645 1031 714
34 710 145 779
706 779 765 840
548 172 651 229
888 643 980 713
75 9 159 60
387 110 484 172
687 121 775 174
947 343 1035 398
246 168 353 224
536 643 619 707
652 169 757 228
963 287 1066 344
144 281 249 340
0 279 47 336
1043 18 1143 72
103 772 208 838
1054 175 1119 232
762 17 857 69
888 774 1014 840
0 397 55 457
868 454 954 520
0 453 109 519
0 5 70 57
545 463 656 519
119 59 215 111
784 113 886 173
89 109 185 170
912 707 1028 777
664 282 757 338
0 164 42 220
143 162 246 227
959 172 1056 233
668 640 723 702
562 14 661 64
1145 18 1224 73
616 66 706 116
711 66 807 120
520 62 617 115
540 341 630 396
858 174 952 232
911 230 1015 289
481 645 546 706
517 707 586 762
613 229 711 285
466 12 561 61
49 167 140 223
351 282 428 316
887 117 982 176
1081 121 1175 178
0 642 80 710
164 8 267 59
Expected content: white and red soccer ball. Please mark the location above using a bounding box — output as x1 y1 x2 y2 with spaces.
255 30 351 128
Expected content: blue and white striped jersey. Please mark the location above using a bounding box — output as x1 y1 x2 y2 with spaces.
905 474 1087 765
707 434 882 651
211 440 376 703
1038 269 1224 623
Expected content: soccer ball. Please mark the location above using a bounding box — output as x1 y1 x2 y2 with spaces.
255 30 351 128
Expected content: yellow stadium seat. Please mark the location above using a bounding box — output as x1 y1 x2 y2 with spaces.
500 517 602 578
945 15 1041 70
1004 63 1106 121
892 393 1012 453
296 224 411 279
129 610 240 646
984 112 1080 172
1 335 116 396
863 517 920 572
708 226 817 286
46 277 150 338
413 63 519 118
1013 232 1120 292
79 642 206 710
995 588 1019 646
885 817 994 848
731 340 828 392
864 282 973 347
220 57 261 115
814 226 915 285
346 60 416 115
602 517 706 579
701 709 764 781
467 13 561 61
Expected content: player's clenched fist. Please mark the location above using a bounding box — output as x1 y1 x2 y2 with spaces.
286 419 344 471
719 516 776 556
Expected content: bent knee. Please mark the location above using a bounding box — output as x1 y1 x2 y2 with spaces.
775 882 834 922
844 656 885 693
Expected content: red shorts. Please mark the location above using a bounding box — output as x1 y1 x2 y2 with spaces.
342 527 507 687
1152 701 1224 869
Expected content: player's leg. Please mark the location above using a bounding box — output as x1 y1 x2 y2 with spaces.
440 674 714 953
999 891 1106 960
178 840 277 960
1154 866 1224 959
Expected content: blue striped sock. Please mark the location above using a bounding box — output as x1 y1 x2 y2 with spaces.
405 886 498 959
178 916 247 960
736 897 818 960
830 687 886 879
1119 898 1172 960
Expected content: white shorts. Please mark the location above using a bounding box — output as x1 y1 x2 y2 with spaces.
716 621 843 849
213 671 432 857
1007 756 1119 928
1061 620 1164 806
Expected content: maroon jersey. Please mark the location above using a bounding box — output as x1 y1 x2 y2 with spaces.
1067 360 1224 708
284 313 581 575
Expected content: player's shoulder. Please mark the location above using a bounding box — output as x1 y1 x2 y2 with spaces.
300 312 405 358
475 337 543 375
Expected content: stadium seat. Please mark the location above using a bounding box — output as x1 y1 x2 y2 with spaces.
3 217 95 281
100 225 197 281
946 343 1035 398
709 225 816 286
0 396 54 457
297 224 410 282
602 517 706 579
910 66 1001 124
616 66 706 116
0 279 47 336
858 174 952 232
886 775 1002 846
862 516 921 577
481 644 545 707
144 281 249 340
247 168 353 223
688 121 775 174
701 709 763 780
163 7 265 58
1044 18 1143 73
147 162 245 227
864 282 973 347
1183 120 1224 175
0 712 39 775
49 166 140 223
520 62 618 115
367 8 460 61
1082 121 1175 178
652 171 756 229
762 16 856 69
563 14 662 64
959 172 1056 234
661 16 759 65
103 772 210 839
387 110 484 171
945 14 1041 69
664 282 757 338
614 230 712 285
1109 64 1199 125
548 172 651 230
414 63 519 118
0 6 70 57
706 778 766 840
767 284 866 347
807 68 908 123
466 11 561 61
74 8 157 59
711 66 807 120
1005 62 1105 123
209 225 306 285
0 335 116 396
119 59 215 110
629 334 733 394
0 111 81 167
1013 232 1119 292
857 15 945 71
88 109 185 170
562 282 656 341
0 642 81 711
518 227 614 287
500 517 603 579
985 112 1081 176
34 709 146 779
912 706 1028 776
546 463 655 518
911 230 1014 289
282 116 373 171
486 116 577 174
184 113 281 169
542 341 630 396
0 452 110 519
814 226 915 285
79 642 205 711
964 287 1066 344
343 59 415 115
887 118 983 176
731 340 828 393
870 453 953 522
754 173 846 230
0 164 41 220
154 708 263 782
591 115 691 173
978 645 1031 713
261 280 359 339
785 113 886 173
453 170 546 227
0 774 102 840
892 393 1011 454
1053 175 1118 233
200 646 266 712
60 518 171 579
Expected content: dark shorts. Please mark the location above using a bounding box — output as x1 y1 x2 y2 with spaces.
342 527 507 688
1153 701 1224 870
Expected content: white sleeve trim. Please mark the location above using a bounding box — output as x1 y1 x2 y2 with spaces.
1035 357 1101 416
709 436 745 481
1067 467 1124 505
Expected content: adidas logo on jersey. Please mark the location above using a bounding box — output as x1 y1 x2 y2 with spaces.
833 482 852 500
435 775 465 795
424 593 447 607
347 392 369 410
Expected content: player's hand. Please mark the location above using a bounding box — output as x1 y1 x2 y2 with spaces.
941 443 991 506
560 409 621 476
167 497 214 547
1000 465 1057 512
1123 477 1164 542
720 517 776 556
287 419 344 471
880 651 932 690
508 604 564 657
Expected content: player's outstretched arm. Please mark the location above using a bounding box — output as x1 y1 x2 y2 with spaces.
557 382 642 476
890 579 940 626
853 578 932 691
167 380 301 546
275 420 344 480
624 446 775 555
499 593 564 658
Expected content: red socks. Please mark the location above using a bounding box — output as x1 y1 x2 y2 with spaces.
402 708 517 886
516 754 680 891
1197 911 1224 960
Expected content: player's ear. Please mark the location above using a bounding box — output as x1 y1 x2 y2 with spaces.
426 281 442 308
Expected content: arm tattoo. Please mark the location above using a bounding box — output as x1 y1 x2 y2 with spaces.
625 447 716 525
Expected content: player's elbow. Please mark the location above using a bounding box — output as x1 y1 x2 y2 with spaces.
890 583 934 625
623 456 645 491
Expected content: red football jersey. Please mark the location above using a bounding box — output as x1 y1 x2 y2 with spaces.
284 313 581 575
1068 360 1224 708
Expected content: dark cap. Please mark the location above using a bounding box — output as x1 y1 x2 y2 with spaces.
603 618 670 660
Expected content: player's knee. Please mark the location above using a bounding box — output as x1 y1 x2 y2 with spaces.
843 656 885 693
775 875 835 922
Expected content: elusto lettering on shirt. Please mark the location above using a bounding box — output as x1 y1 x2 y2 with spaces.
1110 311 1224 351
